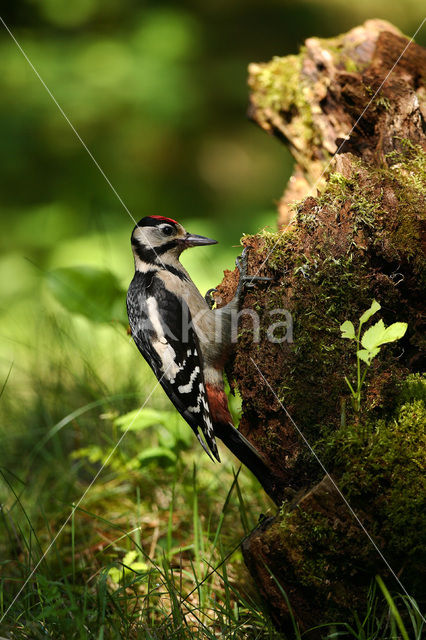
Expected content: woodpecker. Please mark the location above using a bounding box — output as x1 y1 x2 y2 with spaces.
127 215 277 501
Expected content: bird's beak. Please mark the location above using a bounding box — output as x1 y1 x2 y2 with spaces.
183 233 218 248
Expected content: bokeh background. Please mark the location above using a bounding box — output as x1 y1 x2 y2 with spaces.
0 1 425 633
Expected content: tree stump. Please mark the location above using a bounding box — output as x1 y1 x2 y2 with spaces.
216 19 425 632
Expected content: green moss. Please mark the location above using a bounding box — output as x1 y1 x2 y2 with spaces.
380 144 425 272
273 498 373 613
344 57 358 72
315 33 373 74
375 95 391 111
327 388 426 562
250 55 303 113
255 227 297 273
386 139 426 193
398 373 426 405
250 55 317 145
318 147 426 279
256 221 373 435
250 150 424 425
318 171 383 231
286 513 333 588
271 382 426 604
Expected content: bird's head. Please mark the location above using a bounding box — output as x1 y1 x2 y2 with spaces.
131 215 217 267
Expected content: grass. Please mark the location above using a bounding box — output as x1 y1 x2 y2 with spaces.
0 305 276 637
0 425 277 637
0 248 423 638
1 484 423 640
1 372 423 639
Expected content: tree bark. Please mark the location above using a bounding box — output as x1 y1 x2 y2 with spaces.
216 19 425 632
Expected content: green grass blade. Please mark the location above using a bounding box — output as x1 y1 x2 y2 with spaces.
376 575 409 640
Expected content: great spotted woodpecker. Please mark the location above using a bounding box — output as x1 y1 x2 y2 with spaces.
127 215 277 501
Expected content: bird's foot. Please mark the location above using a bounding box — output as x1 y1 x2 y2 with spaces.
236 247 272 291
205 288 218 309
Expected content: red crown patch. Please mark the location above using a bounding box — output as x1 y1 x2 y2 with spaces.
150 215 179 225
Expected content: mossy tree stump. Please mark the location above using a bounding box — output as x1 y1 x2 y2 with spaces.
216 20 425 632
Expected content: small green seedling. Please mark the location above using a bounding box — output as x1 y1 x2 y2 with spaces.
340 300 407 412
108 550 148 585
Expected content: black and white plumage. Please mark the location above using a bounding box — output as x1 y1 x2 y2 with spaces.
127 215 278 502
127 269 217 460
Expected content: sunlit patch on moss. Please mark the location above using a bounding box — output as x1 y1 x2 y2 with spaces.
249 55 318 146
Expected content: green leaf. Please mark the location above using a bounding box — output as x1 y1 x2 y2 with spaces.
362 320 408 351
361 319 386 351
108 567 122 584
158 414 193 449
340 320 355 339
359 300 381 326
71 445 104 464
122 551 148 572
381 322 407 344
129 561 149 572
137 447 177 467
108 551 148 584
122 550 138 566
46 266 127 325
357 348 380 364
115 408 174 432
116 408 191 453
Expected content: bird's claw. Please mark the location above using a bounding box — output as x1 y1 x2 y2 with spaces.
236 247 272 290
205 288 218 309
235 247 249 276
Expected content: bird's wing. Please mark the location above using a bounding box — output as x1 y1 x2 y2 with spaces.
127 275 219 461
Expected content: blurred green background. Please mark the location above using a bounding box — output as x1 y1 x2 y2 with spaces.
0 1 425 633
1 0 424 369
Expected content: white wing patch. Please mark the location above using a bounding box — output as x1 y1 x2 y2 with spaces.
152 340 182 382
146 296 165 337
188 382 209 414
178 367 200 394
146 296 181 383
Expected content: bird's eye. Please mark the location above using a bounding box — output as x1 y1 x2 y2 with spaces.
161 224 174 236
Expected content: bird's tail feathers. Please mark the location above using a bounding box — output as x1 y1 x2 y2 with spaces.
214 421 278 504
196 431 220 463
